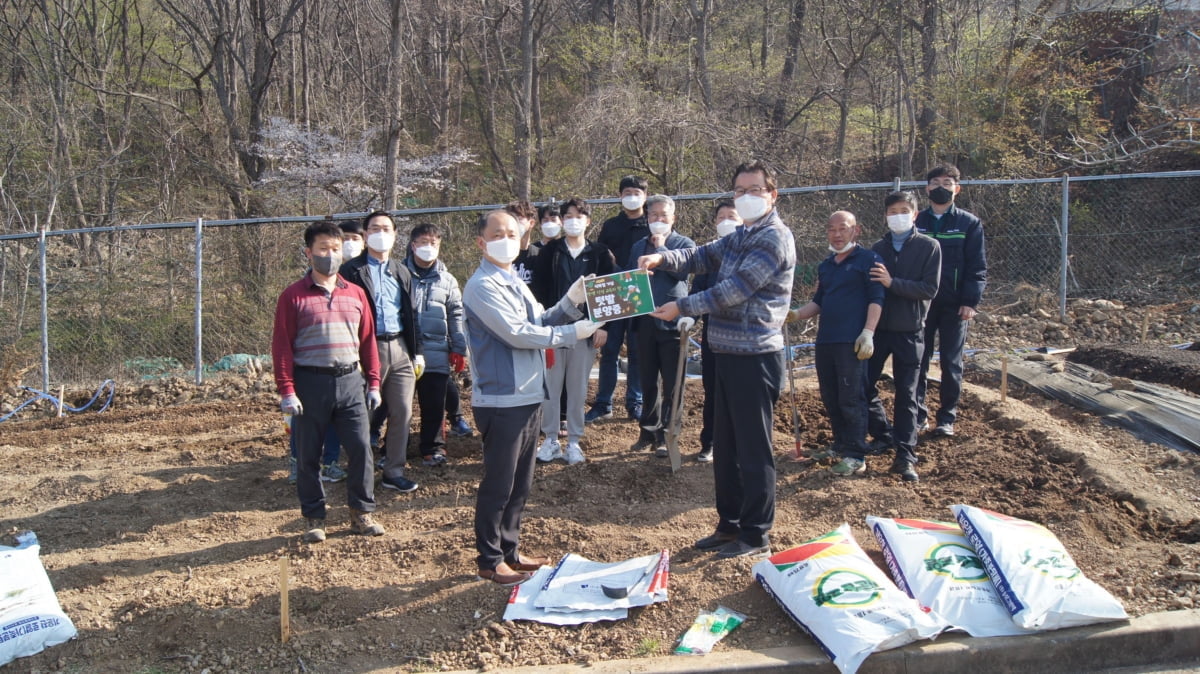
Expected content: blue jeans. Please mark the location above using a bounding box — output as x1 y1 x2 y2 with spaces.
595 318 642 411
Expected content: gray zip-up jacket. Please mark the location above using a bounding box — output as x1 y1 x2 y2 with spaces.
870 230 941 333
405 256 467 375
463 258 584 408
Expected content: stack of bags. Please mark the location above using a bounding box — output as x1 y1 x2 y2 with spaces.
504 550 669 625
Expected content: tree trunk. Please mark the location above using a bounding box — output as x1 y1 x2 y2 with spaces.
383 0 405 210
512 0 534 201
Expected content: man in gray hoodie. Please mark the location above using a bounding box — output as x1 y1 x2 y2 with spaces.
463 209 601 586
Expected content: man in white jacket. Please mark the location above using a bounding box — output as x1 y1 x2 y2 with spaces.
463 209 600 586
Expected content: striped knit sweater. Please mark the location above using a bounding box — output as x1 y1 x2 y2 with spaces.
663 210 795 354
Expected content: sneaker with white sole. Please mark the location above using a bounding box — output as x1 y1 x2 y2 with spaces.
831 457 866 476
564 442 586 465
320 462 348 482
536 438 563 463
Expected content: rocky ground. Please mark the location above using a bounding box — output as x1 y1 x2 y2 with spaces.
2 299 1199 673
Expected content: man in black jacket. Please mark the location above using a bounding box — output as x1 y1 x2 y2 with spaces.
589 175 649 423
915 164 988 438
339 211 424 493
849 191 940 482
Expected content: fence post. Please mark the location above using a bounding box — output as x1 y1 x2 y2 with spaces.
38 223 49 393
1059 174 1070 323
194 217 204 386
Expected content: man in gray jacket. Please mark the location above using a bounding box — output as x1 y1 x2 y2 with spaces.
852 191 941 483
405 223 470 467
463 209 601 586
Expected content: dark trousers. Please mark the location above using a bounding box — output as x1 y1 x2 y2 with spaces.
292 369 376 519
415 371 450 456
866 330 924 464
446 374 463 420
636 320 681 435
815 343 869 459
289 424 340 465
917 302 968 427
711 350 784 546
699 323 714 451
595 317 642 411
473 403 541 571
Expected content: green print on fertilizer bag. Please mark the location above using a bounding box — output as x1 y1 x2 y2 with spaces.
923 542 989 582
1020 547 1081 580
812 569 883 608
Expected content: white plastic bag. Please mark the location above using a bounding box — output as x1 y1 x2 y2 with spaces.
753 524 942 674
952 504 1127 630
868 516 1035 637
0 532 77 667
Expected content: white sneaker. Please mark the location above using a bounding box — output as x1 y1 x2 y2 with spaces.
536 437 562 463
564 442 586 465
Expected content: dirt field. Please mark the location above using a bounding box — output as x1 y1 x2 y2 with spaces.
4 344 1200 673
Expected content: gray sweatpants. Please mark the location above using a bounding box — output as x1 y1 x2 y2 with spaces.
541 340 594 444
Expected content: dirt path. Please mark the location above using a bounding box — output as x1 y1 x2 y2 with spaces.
4 357 1199 672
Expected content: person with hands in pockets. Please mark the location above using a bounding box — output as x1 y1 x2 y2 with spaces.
463 209 603 587
272 221 386 544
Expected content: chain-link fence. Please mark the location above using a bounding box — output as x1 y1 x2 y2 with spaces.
1 171 1197 389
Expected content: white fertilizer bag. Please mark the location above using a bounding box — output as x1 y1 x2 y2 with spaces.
753 524 942 674
952 504 1128 630
0 532 77 667
868 516 1035 637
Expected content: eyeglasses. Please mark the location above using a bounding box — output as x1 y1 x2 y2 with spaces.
733 186 770 198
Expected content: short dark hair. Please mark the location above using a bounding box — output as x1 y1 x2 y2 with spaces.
409 223 441 241
304 221 343 248
925 164 961 183
362 210 395 230
731 160 776 192
561 197 590 218
884 190 919 210
618 175 648 193
475 209 511 236
338 219 363 235
537 203 561 221
712 198 735 218
505 200 536 221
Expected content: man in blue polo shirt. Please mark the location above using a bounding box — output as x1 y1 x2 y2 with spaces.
789 211 883 469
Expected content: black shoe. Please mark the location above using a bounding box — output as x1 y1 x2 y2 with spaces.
932 423 955 437
381 474 419 492
629 430 655 452
627 403 643 421
696 447 713 463
694 531 738 551
890 460 919 482
866 438 893 455
715 537 771 559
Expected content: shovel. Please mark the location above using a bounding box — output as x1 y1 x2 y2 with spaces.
601 554 661 599
664 317 696 473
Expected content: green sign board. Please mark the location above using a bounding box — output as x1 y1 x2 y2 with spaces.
584 270 656 322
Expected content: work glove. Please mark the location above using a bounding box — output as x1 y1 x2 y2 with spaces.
366 389 382 411
449 353 466 373
566 274 592 305
853 328 875 361
280 394 303 416
413 354 426 380
573 319 602 340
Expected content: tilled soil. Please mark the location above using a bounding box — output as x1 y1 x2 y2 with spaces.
4 360 1200 673
1070 343 1200 396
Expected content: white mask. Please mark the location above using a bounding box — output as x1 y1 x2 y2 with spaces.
562 217 587 237
649 221 671 237
342 240 364 259
414 244 438 263
887 213 914 235
828 241 855 255
541 222 561 238
621 194 645 211
367 231 395 253
734 193 770 222
716 219 740 238
485 237 521 264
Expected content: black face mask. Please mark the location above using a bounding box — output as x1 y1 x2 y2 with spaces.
929 186 954 206
311 252 342 276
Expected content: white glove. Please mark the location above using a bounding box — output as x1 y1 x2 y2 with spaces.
854 328 875 360
413 354 425 380
566 275 590 305
366 389 382 411
573 319 602 340
280 395 303 416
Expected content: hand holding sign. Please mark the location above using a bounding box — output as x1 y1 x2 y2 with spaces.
584 271 656 322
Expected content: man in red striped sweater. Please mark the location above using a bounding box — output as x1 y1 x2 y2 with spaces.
272 221 385 543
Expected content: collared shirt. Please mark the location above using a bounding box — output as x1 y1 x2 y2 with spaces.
812 245 885 344
367 256 403 334
270 272 381 397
